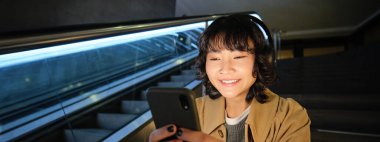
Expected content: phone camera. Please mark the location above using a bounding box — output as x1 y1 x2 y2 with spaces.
179 95 190 111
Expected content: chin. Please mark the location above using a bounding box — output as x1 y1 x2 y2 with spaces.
220 92 239 98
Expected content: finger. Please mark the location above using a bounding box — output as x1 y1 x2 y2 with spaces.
175 128 203 142
168 139 183 142
149 124 177 142
176 128 221 142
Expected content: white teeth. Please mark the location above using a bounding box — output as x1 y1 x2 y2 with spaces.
221 80 238 83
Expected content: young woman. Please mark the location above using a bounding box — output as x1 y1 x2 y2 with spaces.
150 14 310 142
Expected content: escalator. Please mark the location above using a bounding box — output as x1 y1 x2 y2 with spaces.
0 14 225 142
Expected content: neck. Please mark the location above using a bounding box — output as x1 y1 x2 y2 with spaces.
225 96 250 118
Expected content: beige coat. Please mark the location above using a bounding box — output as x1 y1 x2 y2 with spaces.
195 89 311 142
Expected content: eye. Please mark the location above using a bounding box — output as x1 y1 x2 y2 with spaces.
209 58 220 61
234 56 246 59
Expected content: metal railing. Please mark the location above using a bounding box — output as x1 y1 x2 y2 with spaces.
272 29 282 67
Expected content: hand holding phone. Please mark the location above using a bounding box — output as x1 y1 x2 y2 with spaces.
147 87 201 141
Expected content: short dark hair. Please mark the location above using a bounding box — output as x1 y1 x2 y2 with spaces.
196 14 277 103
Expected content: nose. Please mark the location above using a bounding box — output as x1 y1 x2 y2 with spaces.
219 60 235 74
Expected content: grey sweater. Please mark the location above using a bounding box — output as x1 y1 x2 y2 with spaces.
225 116 248 142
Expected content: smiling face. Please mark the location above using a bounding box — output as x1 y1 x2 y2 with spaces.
197 14 276 103
205 47 256 100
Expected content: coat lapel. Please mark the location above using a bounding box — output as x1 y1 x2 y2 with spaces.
245 89 280 142
203 96 226 134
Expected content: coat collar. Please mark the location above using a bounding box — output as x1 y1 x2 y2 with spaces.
202 89 280 140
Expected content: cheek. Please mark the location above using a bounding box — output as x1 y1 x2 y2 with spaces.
205 63 214 79
205 62 211 75
247 57 255 76
205 62 220 83
239 59 256 79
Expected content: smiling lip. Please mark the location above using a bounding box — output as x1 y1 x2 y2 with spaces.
219 79 240 87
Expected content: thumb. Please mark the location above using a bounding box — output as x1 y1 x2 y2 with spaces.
149 124 177 142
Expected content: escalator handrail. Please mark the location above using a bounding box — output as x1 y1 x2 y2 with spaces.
0 11 259 55
0 18 209 54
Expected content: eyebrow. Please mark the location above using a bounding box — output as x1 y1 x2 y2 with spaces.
208 48 251 53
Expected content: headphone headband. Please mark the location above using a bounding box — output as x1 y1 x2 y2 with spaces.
246 14 273 47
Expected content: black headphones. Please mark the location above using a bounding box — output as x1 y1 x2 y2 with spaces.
246 14 273 48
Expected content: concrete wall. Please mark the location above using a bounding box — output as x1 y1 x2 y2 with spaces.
0 0 176 33
175 0 380 39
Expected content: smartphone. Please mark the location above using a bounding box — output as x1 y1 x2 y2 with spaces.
147 87 201 134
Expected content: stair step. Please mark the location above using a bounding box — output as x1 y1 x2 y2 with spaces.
97 113 137 130
282 94 380 110
157 81 186 87
312 131 380 142
122 100 149 114
170 75 196 82
65 128 112 142
181 69 196 75
309 109 380 134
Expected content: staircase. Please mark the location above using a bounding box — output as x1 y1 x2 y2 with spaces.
271 46 380 141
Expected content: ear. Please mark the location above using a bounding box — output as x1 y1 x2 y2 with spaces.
253 71 257 78
253 63 258 78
